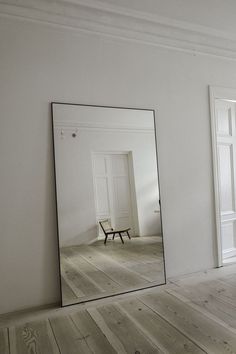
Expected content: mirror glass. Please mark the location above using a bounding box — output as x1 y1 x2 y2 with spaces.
52 103 166 306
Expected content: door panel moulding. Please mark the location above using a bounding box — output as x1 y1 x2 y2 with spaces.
92 151 138 239
210 86 236 268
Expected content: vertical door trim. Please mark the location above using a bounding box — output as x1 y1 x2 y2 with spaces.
128 151 140 236
209 86 236 267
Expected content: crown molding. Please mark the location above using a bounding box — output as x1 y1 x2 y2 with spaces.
1 0 236 60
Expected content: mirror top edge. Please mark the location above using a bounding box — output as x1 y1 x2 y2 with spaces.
51 101 156 113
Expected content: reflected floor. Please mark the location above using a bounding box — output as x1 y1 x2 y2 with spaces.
60 236 165 305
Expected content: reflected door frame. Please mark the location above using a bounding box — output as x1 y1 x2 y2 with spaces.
91 151 140 238
210 86 236 267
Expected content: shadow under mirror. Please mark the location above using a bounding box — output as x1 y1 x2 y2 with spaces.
52 103 166 306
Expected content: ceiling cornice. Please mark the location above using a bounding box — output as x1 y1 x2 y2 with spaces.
1 0 236 60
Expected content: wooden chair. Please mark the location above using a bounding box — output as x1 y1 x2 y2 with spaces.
99 219 131 245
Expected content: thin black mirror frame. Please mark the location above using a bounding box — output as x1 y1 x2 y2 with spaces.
51 102 166 308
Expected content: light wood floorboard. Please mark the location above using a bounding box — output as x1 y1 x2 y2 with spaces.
116 298 204 353
2 264 236 353
0 328 9 354
70 310 117 354
139 291 236 353
169 281 236 329
49 316 92 353
9 320 59 354
88 304 161 353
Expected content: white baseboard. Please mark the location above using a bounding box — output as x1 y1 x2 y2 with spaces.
88 236 100 244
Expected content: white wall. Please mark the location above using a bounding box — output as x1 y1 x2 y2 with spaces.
2 14 236 314
53 106 160 246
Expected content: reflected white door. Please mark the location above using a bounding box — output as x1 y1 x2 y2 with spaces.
93 153 134 235
216 100 236 259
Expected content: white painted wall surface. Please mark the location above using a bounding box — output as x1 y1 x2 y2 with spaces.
53 106 160 246
1 14 236 314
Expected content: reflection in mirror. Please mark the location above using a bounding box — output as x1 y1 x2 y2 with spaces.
52 103 166 306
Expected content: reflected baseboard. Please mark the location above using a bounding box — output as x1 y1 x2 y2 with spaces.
95 234 163 243
61 234 163 248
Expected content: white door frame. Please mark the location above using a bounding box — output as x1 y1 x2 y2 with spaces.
209 85 236 267
91 150 140 237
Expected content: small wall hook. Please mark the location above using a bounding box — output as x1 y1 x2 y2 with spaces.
72 129 78 138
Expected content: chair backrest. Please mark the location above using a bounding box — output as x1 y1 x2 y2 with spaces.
99 219 113 235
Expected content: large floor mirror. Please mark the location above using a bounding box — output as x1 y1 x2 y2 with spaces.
52 103 166 306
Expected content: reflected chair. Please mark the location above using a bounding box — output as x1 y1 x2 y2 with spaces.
99 219 131 245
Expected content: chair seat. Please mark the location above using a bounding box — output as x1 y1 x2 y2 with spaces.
99 219 131 244
106 228 131 235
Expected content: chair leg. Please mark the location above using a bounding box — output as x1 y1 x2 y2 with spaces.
119 232 124 244
127 231 131 239
112 233 115 240
104 235 108 245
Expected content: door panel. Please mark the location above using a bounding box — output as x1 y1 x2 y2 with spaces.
218 144 235 213
95 177 110 215
216 99 236 259
222 222 234 250
217 104 233 136
111 155 128 175
93 155 111 225
94 155 107 175
93 153 134 235
112 175 133 232
113 177 130 211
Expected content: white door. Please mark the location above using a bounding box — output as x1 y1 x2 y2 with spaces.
93 153 134 236
216 99 236 260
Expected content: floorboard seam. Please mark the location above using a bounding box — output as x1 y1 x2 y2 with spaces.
166 288 236 334
137 292 209 353
48 318 62 354
115 302 168 353
7 327 10 354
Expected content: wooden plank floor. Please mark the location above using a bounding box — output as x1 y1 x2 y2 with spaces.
60 236 165 305
2 264 236 353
